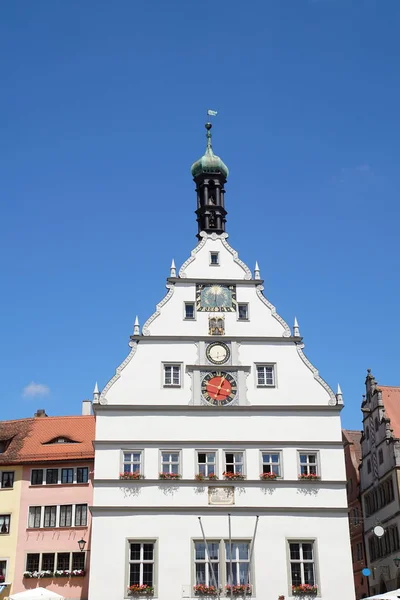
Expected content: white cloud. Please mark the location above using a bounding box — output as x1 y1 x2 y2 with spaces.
22 382 50 398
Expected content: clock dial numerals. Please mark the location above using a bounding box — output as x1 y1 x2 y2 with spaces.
196 284 237 312
206 342 230 365
201 371 237 406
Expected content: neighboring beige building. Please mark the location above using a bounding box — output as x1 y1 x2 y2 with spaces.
360 370 400 595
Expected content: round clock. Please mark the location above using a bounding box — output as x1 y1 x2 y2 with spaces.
206 342 230 365
201 371 237 406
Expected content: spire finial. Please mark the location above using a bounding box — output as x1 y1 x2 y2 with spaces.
205 122 213 154
134 316 140 336
336 383 343 404
293 317 300 337
93 382 100 403
254 261 260 280
170 259 176 278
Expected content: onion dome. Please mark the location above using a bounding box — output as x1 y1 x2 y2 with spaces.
191 123 229 179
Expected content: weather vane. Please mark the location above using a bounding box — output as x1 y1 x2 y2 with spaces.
207 109 218 117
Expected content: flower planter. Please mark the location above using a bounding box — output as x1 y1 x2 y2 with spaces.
158 473 181 480
225 584 252 595
260 473 278 480
195 474 219 481
120 473 144 480
292 584 318 595
24 571 54 579
194 584 220 596
298 474 320 481
54 570 71 577
223 472 246 481
128 585 154 596
71 570 86 577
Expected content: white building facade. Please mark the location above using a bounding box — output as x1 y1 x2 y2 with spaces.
89 124 355 600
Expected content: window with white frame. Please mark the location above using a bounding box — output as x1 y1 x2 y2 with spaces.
161 451 180 475
77 467 89 483
289 541 316 587
225 542 251 586
0 560 6 582
61 468 73 484
0 515 10 534
46 469 58 485
224 452 244 475
57 552 70 571
42 553 55 572
72 552 85 570
44 506 57 528
59 505 72 527
197 452 216 477
28 507 41 528
238 303 249 321
195 541 220 586
1 471 14 488
194 541 251 588
25 552 85 574
299 453 318 476
261 452 281 476
31 469 43 485
26 554 40 572
123 452 142 475
163 364 181 387
75 504 88 527
210 252 220 265
256 365 275 387
128 542 155 588
184 302 195 320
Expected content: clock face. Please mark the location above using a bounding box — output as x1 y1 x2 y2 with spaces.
201 371 237 406
206 342 230 365
196 284 237 312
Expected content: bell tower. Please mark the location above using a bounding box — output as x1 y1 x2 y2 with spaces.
191 123 229 239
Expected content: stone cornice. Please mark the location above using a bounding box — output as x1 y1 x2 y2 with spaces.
129 335 303 343
94 478 346 487
167 278 264 285
93 404 343 413
90 505 349 515
93 440 344 448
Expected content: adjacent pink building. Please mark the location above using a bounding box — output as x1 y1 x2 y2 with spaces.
13 408 95 600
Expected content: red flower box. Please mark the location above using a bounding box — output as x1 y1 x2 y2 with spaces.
194 584 220 596
225 584 252 595
223 472 246 481
158 473 181 480
298 474 320 481
128 584 154 595
292 584 318 595
260 472 278 480
120 472 144 480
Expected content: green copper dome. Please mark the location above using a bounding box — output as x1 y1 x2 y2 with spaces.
191 123 229 179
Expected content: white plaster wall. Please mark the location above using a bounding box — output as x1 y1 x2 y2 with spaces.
181 236 251 280
95 413 343 444
94 445 346 482
88 512 355 600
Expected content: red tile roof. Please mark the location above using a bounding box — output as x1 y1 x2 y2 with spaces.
0 415 95 465
379 385 400 439
342 429 362 465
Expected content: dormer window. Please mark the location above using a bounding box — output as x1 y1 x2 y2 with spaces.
44 437 78 445
0 440 11 454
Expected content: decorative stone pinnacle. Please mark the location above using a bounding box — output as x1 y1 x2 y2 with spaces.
134 316 140 336
293 317 300 337
170 259 176 278
93 382 100 402
336 384 343 404
254 261 260 279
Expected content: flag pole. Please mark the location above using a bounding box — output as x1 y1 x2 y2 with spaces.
198 517 220 598
228 513 233 600
247 516 259 591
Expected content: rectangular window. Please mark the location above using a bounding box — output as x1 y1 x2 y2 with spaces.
1 472 14 488
46 469 58 485
256 365 275 387
0 560 6 581
195 541 220 586
0 515 10 534
161 451 180 475
261 452 281 476
42 553 55 572
72 552 85 571
123 452 142 475
224 452 244 475
61 468 74 484
77 467 89 483
129 542 155 587
225 542 250 586
43 506 57 528
367 460 371 474
163 364 181 387
26 554 40 572
289 542 316 587
238 303 249 321
378 449 383 465
210 252 219 265
356 543 363 561
57 553 70 571
59 505 72 527
31 469 43 485
197 452 216 477
28 507 41 529
299 453 318 476
75 504 88 527
184 302 195 320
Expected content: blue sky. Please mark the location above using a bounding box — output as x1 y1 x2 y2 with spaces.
1 0 399 428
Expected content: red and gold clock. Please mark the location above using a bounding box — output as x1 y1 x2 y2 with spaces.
201 371 238 406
